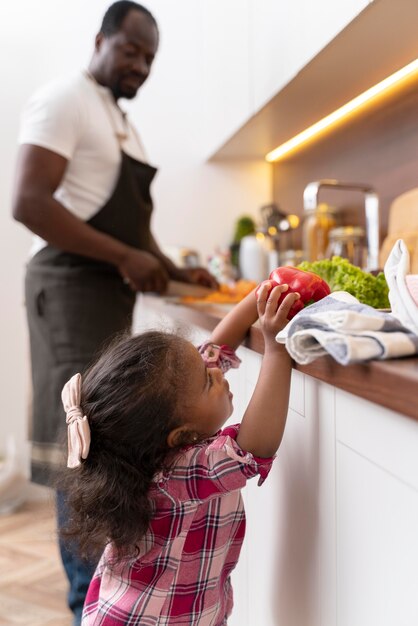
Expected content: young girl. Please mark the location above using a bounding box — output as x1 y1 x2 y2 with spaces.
61 282 299 626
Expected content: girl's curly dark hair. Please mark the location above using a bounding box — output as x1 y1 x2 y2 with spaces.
60 330 193 563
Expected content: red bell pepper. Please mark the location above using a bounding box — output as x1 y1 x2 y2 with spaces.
256 266 331 320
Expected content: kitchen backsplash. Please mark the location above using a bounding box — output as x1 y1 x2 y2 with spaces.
272 77 418 248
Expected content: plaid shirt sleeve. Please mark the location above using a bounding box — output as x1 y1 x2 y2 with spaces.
158 425 274 504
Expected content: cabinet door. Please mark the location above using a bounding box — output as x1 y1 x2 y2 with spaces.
200 0 253 157
241 368 326 626
336 391 418 626
250 0 371 113
337 446 418 626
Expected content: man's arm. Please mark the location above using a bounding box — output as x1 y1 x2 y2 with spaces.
12 144 169 292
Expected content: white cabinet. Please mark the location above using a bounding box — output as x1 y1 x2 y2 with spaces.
243 373 322 626
232 369 418 626
199 0 253 158
229 363 418 626
228 357 326 626
335 391 418 626
199 0 371 156
336 446 418 626
250 0 371 113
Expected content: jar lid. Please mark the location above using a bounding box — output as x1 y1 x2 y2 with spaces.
328 226 365 241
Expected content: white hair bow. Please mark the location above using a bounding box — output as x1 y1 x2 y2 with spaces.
61 373 91 468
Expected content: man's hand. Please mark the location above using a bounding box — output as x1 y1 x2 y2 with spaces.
173 267 218 289
118 248 169 293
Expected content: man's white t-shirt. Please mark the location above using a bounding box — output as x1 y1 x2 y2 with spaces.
18 71 148 256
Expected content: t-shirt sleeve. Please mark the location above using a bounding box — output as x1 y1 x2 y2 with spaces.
18 82 83 160
158 425 275 504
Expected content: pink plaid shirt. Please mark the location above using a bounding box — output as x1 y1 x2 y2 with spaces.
82 425 274 626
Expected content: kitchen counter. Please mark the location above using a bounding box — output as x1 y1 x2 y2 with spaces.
142 295 418 422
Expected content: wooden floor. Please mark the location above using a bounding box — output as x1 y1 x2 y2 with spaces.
0 496 73 626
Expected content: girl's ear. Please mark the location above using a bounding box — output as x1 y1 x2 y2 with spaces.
167 426 198 448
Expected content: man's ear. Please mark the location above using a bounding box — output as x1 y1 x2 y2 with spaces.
95 32 104 51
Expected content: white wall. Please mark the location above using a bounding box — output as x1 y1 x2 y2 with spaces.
0 0 271 466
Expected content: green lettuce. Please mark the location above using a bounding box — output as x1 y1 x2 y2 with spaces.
297 256 390 309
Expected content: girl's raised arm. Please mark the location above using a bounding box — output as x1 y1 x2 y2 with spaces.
235 284 299 458
208 287 259 350
208 283 298 459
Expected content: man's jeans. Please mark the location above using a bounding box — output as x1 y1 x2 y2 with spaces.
56 491 98 626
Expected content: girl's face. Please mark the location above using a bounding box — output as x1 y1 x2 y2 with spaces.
181 344 234 438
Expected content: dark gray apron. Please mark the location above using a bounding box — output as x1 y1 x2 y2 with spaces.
25 151 157 484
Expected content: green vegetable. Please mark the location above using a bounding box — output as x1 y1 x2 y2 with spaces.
232 216 256 243
297 256 390 309
230 216 256 268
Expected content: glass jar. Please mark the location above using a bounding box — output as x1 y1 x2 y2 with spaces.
302 204 338 262
326 226 366 268
278 249 305 267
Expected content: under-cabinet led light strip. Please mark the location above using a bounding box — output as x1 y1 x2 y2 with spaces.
265 57 418 162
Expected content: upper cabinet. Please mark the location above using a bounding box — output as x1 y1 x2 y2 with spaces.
199 0 371 158
199 0 253 159
208 0 418 160
250 0 371 113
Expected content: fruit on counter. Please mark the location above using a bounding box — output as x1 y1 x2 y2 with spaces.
297 256 390 309
181 280 257 304
256 266 331 319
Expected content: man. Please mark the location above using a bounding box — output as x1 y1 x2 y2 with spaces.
12 2 216 624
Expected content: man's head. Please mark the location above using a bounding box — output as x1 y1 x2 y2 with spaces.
89 1 159 101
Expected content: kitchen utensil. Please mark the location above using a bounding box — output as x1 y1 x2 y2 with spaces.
165 280 215 298
303 180 379 270
259 204 302 267
387 187 418 233
380 232 418 273
259 203 288 229
379 187 418 272
161 247 200 268
302 203 338 261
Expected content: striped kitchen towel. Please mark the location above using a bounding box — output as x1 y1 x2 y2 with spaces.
276 291 418 366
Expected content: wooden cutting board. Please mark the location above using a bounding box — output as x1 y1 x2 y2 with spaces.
387 187 418 233
165 280 215 298
379 188 418 272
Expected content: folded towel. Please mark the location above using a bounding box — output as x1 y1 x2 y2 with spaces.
276 291 418 365
384 239 418 335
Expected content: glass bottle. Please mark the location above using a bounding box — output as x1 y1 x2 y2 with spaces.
302 204 338 262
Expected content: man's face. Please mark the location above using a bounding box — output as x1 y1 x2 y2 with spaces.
95 9 159 100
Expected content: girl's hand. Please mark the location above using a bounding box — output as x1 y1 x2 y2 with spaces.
256 281 300 349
